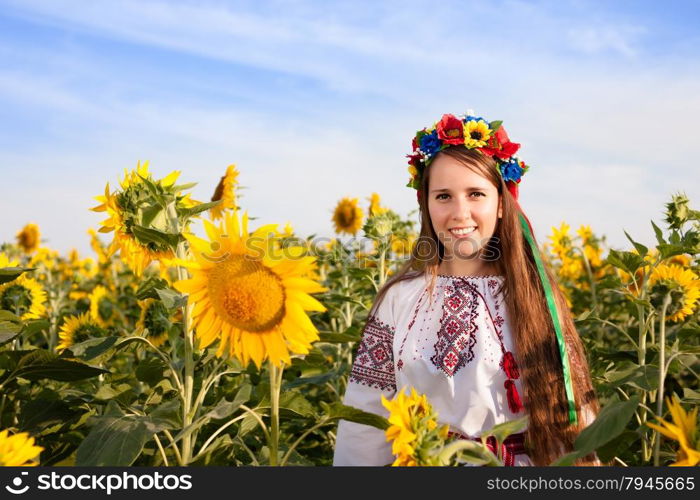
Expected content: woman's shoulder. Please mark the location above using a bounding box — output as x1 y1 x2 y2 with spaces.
384 271 427 298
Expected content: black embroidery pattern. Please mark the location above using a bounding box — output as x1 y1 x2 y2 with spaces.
430 282 479 376
349 315 396 391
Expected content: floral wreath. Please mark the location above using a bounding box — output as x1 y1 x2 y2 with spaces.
406 111 529 200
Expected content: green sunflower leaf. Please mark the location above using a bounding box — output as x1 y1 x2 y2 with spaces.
319 402 389 431
573 396 640 455
155 288 186 310
180 200 221 218
75 415 171 466
623 231 648 257
651 220 666 245
131 225 181 249
0 267 35 284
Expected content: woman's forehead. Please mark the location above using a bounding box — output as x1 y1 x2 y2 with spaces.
429 156 494 189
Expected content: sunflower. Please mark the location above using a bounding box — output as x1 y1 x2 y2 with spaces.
29 247 59 274
667 254 692 267
88 228 110 264
463 120 492 148
648 264 700 322
0 429 43 466
381 387 448 466
137 299 172 347
0 253 19 269
56 313 104 352
88 285 116 328
332 197 364 236
91 161 179 276
577 225 593 242
647 395 700 466
548 222 572 258
210 164 240 220
368 193 387 217
16 223 40 254
173 210 327 367
0 274 46 320
391 233 416 257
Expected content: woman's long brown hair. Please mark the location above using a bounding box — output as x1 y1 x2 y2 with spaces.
370 146 600 465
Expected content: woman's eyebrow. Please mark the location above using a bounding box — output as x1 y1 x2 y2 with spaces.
430 187 489 193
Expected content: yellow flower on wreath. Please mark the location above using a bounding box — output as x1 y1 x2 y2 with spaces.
136 299 172 347
0 272 46 320
56 313 104 352
89 285 116 328
91 161 180 276
463 120 492 148
648 264 700 322
16 223 41 254
332 197 364 236
647 395 700 466
210 164 240 220
173 210 327 368
0 429 43 466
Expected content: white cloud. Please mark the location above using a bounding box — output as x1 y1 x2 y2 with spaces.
567 25 646 57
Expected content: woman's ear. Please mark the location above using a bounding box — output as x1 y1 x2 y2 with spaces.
498 199 503 219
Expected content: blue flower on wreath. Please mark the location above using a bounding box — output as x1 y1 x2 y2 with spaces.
500 158 524 183
419 130 441 157
464 114 486 123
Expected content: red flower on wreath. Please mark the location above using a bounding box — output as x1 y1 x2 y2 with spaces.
436 114 465 145
480 126 520 160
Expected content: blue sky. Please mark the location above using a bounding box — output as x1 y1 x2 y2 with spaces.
1 0 699 257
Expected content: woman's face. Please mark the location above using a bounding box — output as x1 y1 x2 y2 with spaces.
427 154 502 262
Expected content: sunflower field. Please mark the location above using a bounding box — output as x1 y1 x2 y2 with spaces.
1 163 699 467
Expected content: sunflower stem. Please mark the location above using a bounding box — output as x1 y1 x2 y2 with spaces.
378 247 387 288
636 300 651 463
169 200 195 465
268 361 283 466
653 293 671 466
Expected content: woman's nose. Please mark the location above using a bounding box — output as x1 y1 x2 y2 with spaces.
451 198 470 221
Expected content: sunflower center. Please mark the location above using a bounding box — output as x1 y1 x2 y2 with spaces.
0 285 32 315
470 131 483 140
211 176 226 202
74 323 103 344
207 255 286 332
98 297 114 321
338 206 356 227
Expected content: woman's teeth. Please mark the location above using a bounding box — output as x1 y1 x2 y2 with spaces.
450 227 476 236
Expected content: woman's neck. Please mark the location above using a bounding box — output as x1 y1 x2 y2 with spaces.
438 259 499 277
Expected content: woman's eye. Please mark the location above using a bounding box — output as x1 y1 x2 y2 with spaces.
436 193 449 200
470 192 485 198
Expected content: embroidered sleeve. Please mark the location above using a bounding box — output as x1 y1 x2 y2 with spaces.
348 316 397 391
333 288 398 466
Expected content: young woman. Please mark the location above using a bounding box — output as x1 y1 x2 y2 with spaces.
333 111 600 466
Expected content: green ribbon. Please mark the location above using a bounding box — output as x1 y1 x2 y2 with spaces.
518 213 578 425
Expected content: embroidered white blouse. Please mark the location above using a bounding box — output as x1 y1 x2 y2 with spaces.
333 272 535 466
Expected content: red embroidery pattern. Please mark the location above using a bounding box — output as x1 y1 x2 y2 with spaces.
447 430 528 467
349 315 396 391
430 283 479 376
